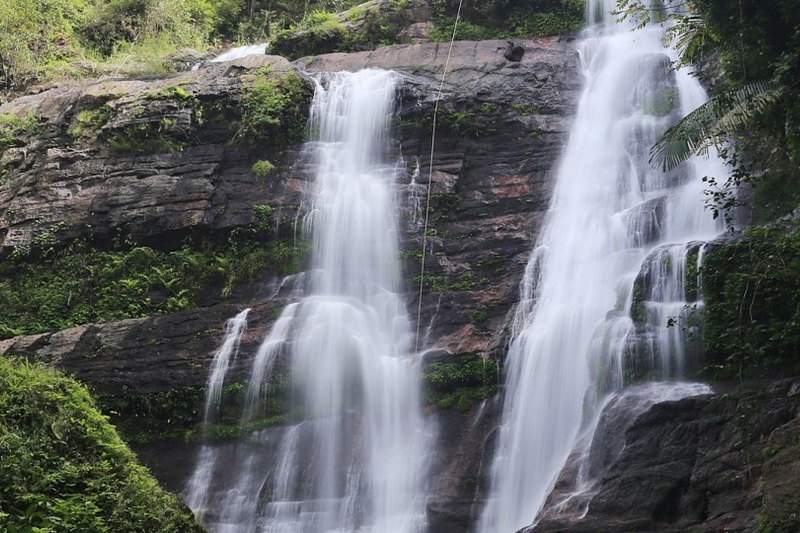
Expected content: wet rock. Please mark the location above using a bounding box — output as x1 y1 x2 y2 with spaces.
530 379 800 532
504 42 525 62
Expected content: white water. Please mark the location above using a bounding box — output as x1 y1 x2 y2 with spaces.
478 1 726 531
188 69 428 533
186 308 251 515
211 43 268 62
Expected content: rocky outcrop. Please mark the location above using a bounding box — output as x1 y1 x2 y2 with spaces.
0 54 308 252
530 379 800 533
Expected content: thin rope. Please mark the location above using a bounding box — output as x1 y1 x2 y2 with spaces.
414 0 465 355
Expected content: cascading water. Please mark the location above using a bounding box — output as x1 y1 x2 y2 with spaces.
187 69 429 533
478 2 726 531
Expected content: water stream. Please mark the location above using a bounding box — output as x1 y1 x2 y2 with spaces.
477 1 726 531
187 69 428 532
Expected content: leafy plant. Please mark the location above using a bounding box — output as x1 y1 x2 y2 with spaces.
422 355 499 410
0 212 308 339
233 70 310 150
252 159 276 178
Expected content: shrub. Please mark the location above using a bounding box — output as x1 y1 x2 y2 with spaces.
252 159 276 178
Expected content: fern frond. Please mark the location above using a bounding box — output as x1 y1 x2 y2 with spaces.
650 80 783 171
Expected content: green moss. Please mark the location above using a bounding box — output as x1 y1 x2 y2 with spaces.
146 85 192 101
685 247 700 302
0 111 41 154
0 357 202 532
644 86 679 117
401 103 500 139
98 374 292 445
472 309 489 323
107 121 187 155
629 283 647 323
68 106 113 139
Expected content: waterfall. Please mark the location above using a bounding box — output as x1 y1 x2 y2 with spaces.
186 308 251 516
187 69 429 533
478 1 725 531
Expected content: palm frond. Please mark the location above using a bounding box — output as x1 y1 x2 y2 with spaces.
649 80 784 171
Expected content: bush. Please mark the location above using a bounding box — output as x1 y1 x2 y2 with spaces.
0 357 203 532
252 159 276 178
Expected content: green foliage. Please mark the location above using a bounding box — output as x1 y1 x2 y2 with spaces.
269 10 347 60
614 0 800 223
0 357 202 532
80 0 212 58
252 159 276 178
422 355 499 410
0 213 308 340
0 0 88 89
472 309 489 323
107 120 187 154
401 103 501 140
430 0 584 41
701 226 800 379
0 111 42 153
650 81 784 172
67 106 112 139
234 70 310 149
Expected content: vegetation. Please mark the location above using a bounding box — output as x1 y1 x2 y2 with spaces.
234 69 310 149
252 159 276 178
0 0 367 93
422 355 499 410
616 0 800 224
0 357 203 532
611 1 800 382
0 209 308 340
267 0 411 60
97 375 292 444
701 226 800 379
429 0 584 42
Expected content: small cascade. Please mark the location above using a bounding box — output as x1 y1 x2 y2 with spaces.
478 1 727 531
187 69 429 533
210 43 268 62
186 308 251 516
